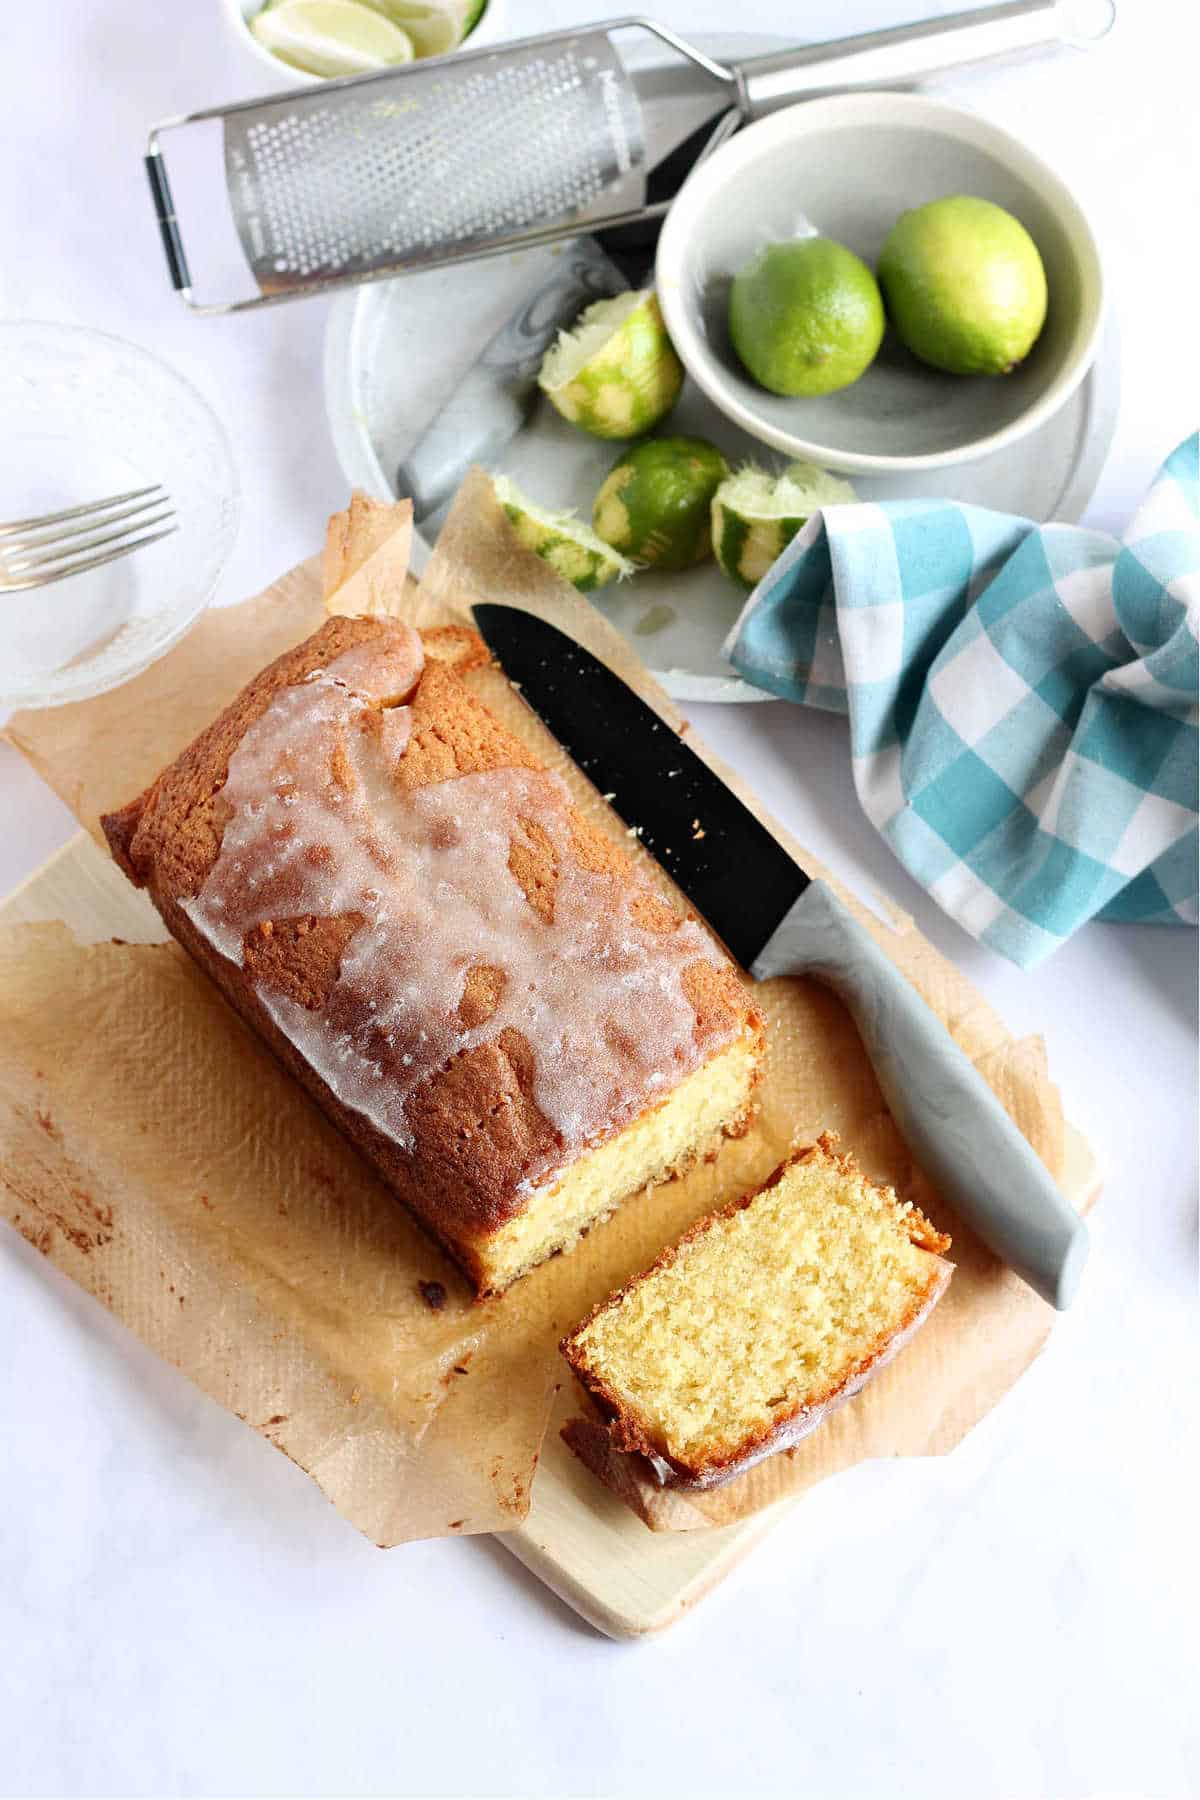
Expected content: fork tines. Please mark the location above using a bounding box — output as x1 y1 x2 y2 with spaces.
0 484 178 590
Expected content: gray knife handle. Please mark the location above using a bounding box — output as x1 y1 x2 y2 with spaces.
397 238 628 523
750 882 1088 1310
398 373 532 524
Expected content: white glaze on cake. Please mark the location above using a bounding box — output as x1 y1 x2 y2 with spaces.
182 633 729 1187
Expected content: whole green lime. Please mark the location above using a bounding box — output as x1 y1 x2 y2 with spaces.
877 195 1048 376
592 436 729 571
728 238 886 398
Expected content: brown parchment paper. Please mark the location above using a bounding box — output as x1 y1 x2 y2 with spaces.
2 471 1087 1543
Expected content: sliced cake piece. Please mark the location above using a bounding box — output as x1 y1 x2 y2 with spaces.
562 1133 952 1490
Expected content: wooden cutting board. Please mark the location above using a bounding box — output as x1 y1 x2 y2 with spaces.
2 831 1099 1638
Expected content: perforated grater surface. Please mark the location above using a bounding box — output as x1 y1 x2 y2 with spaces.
148 21 715 313
145 4 1111 313
223 33 644 299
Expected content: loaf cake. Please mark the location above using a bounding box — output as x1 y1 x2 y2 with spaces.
101 615 763 1295
562 1134 952 1489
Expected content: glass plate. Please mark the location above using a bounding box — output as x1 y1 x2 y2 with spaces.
0 323 239 710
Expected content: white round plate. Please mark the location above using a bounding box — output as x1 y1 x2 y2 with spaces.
0 323 239 711
323 39 1120 705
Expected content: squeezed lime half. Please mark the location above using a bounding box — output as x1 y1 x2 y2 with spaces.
539 290 684 440
493 475 633 592
712 461 858 589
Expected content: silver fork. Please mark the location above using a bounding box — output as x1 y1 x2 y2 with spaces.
0 484 177 591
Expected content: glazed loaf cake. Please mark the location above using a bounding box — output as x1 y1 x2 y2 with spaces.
562 1134 952 1489
101 616 763 1294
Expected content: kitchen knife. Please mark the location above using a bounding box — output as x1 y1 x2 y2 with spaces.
471 603 1088 1311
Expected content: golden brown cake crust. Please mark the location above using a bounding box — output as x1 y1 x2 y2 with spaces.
560 1133 951 1489
101 617 761 1294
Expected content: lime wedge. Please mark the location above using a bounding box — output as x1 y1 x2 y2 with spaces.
538 290 684 440
358 0 485 56
712 461 857 589
493 476 634 592
251 0 415 76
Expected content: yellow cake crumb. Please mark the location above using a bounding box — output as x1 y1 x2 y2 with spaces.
562 1134 952 1484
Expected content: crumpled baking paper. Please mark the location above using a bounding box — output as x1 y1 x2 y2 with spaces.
0 471 1092 1542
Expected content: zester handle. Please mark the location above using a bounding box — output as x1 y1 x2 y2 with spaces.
735 0 1115 115
750 882 1088 1310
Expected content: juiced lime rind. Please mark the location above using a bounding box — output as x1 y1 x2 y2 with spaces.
713 503 806 591
252 0 415 74
717 459 858 521
877 196 1048 376
729 238 886 399
712 461 858 588
493 475 633 592
592 436 729 572
538 290 684 440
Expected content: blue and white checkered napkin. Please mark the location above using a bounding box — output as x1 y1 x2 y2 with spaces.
726 434 1199 967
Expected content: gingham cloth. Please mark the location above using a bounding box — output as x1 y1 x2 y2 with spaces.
726 434 1199 967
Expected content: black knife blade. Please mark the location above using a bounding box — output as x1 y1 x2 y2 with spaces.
472 604 805 970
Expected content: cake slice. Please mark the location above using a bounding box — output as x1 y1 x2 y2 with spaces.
562 1134 952 1489
100 613 763 1296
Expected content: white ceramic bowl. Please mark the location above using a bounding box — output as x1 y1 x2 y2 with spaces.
655 92 1105 475
0 324 239 711
220 0 505 87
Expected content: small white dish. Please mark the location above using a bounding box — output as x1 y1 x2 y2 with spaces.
0 323 239 712
656 91 1106 475
220 0 504 87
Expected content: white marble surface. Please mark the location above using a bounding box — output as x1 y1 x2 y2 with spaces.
2 2 1198 1796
